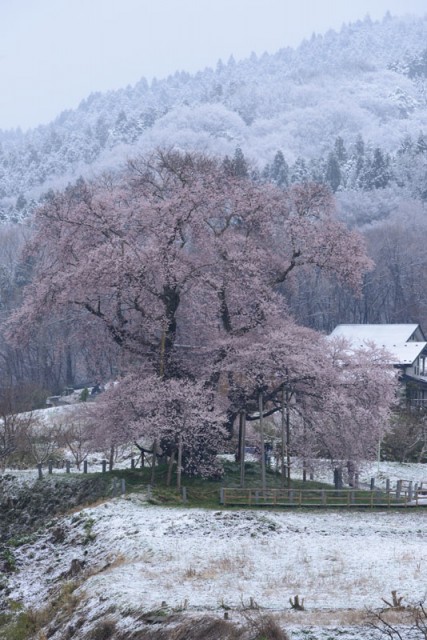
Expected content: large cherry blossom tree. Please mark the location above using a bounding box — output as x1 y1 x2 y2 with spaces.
8 150 396 476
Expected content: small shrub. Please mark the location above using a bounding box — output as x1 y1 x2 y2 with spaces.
86 618 117 640
79 388 89 403
7 534 38 549
245 613 290 640
0 548 17 573
82 516 96 545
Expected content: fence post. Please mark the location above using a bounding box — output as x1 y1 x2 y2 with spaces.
66 460 70 474
48 460 53 475
321 490 326 506
396 480 402 500
354 472 359 489
147 484 152 500
182 487 187 503
386 479 390 494
112 478 117 497
131 458 135 470
408 481 413 502
370 477 375 491
220 487 225 505
101 460 107 473
121 479 126 495
83 461 88 474
37 463 43 479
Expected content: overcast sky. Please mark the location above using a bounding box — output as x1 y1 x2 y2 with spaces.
1 0 426 131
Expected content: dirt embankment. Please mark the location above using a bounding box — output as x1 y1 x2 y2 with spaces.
0 474 110 543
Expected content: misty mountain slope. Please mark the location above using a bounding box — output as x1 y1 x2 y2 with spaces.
0 13 426 221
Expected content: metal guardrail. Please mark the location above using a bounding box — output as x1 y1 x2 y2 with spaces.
219 487 427 508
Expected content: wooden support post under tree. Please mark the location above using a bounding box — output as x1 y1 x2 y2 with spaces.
150 439 157 485
239 411 246 488
177 432 183 491
108 445 115 471
281 386 286 488
285 385 291 486
166 449 176 486
259 392 266 495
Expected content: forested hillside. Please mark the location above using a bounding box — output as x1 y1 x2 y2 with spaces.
0 12 427 399
0 12 426 222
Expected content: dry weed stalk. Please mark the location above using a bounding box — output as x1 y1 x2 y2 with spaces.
381 590 405 610
289 595 305 611
366 598 427 640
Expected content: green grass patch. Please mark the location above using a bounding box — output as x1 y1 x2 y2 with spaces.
105 459 336 508
103 459 415 510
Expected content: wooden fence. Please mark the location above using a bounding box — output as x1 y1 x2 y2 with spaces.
219 487 427 508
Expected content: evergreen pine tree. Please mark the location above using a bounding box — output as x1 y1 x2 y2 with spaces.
270 150 289 187
334 136 347 163
325 152 341 192
415 132 427 154
290 157 308 183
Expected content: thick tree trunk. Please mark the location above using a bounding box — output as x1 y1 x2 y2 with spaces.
159 286 180 378
65 345 74 387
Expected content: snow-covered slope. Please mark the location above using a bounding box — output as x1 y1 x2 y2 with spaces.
5 497 427 639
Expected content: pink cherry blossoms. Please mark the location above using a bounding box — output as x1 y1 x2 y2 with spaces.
7 150 397 477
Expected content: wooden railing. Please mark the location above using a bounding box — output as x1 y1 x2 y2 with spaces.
219 487 427 508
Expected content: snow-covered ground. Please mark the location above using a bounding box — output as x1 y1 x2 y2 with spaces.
3 413 427 639
292 458 427 489
5 494 427 639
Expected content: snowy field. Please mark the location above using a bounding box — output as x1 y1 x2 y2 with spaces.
3 407 427 638
5 493 427 639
